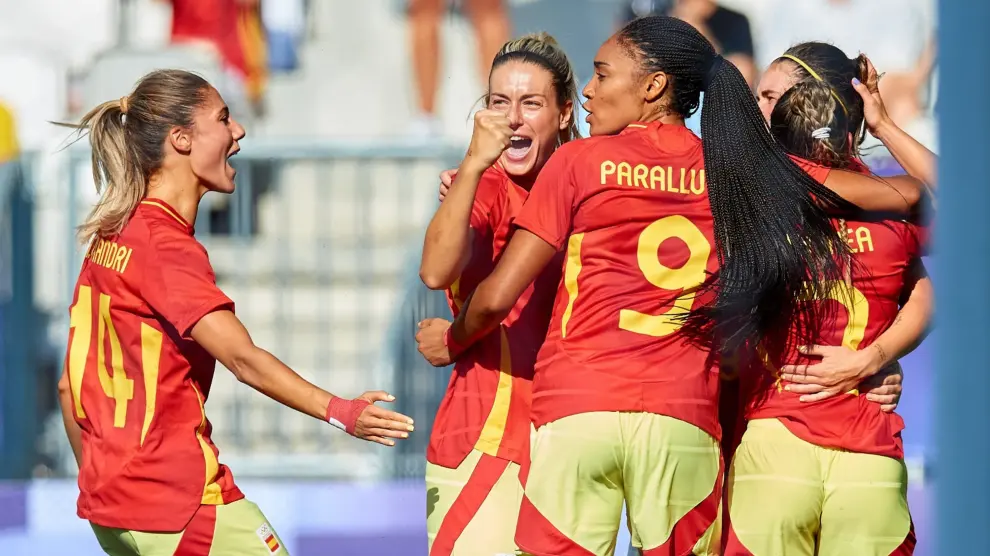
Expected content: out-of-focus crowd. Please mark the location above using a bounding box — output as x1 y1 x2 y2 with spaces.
0 0 936 161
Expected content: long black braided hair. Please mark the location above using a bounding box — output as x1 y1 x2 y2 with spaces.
616 16 858 357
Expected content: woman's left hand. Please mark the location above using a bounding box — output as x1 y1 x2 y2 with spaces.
416 318 453 367
778 344 881 403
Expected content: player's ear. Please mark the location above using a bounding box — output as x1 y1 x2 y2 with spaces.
168 125 192 155
558 100 574 132
643 71 669 103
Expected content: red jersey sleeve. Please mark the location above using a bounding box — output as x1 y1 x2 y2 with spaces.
789 155 832 184
142 224 234 338
512 144 582 250
469 167 507 233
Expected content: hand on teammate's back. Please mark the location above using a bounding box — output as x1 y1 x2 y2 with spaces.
327 391 415 447
416 318 454 367
778 344 881 403
778 343 902 413
860 363 903 413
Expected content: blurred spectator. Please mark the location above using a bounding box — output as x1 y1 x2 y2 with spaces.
0 100 18 163
407 0 511 138
757 0 936 148
161 0 269 117
262 0 306 73
237 0 269 117
622 0 757 88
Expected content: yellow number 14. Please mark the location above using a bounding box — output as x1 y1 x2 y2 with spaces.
68 285 162 443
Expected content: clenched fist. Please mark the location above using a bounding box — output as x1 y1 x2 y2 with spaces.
464 109 513 173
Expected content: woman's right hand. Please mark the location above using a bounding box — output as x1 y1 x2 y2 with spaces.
464 109 513 173
852 56 895 138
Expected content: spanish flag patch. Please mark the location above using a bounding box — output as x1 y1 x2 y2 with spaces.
255 523 281 554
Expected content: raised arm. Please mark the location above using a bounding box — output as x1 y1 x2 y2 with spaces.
852 57 938 191
420 110 512 289
192 310 414 446
822 171 925 214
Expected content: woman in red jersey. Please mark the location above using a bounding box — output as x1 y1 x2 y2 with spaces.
724 43 936 556
718 41 938 464
415 33 579 555
418 15 930 556
56 70 414 556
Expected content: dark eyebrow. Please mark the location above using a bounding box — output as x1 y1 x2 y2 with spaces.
594 61 610 69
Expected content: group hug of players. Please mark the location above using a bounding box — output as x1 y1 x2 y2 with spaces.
57 13 934 556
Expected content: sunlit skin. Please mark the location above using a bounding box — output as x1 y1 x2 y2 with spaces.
582 37 683 137
146 87 246 225
439 38 915 412
756 60 801 122
488 60 572 180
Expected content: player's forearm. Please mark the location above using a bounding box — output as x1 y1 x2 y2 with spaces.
449 283 512 352
420 160 487 290
872 120 938 192
229 346 333 421
863 276 933 375
823 172 923 214
57 385 82 468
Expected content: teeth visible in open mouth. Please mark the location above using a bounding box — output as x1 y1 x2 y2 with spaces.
509 136 532 148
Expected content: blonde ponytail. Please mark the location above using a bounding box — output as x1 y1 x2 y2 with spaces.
63 69 213 244
74 98 146 243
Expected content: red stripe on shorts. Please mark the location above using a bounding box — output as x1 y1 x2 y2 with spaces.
430 454 511 556
889 520 917 555
643 457 724 556
514 494 595 556
173 505 217 556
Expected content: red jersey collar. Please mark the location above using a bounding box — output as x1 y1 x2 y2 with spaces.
140 198 194 234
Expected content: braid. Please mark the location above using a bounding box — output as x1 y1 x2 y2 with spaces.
771 80 851 168
617 16 858 358
777 42 867 154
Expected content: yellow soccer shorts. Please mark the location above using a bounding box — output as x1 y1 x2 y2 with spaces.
426 448 523 556
91 498 287 555
726 418 915 556
516 412 722 556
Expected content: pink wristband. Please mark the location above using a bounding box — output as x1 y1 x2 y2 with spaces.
325 397 370 435
443 327 469 359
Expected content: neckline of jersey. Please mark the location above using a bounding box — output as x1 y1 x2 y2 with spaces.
140 198 193 233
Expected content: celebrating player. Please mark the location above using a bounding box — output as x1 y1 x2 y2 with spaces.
415 33 579 555
718 41 935 467
422 14 898 554
56 70 415 556
725 43 935 556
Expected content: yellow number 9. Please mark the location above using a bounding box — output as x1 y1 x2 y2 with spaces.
619 215 712 337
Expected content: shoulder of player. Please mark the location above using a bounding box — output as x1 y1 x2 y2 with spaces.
549 136 621 171
142 218 208 256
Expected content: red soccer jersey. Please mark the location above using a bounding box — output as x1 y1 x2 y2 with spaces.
513 121 721 438
65 199 243 532
428 165 561 468
745 158 925 459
